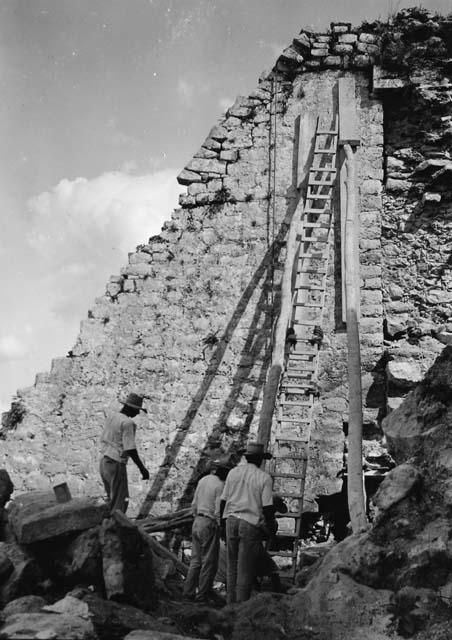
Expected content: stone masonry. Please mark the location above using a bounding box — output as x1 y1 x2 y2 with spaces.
1 9 452 516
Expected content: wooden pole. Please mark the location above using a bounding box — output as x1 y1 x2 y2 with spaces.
343 143 367 533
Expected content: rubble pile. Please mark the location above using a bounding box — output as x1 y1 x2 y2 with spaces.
281 346 452 639
0 489 193 639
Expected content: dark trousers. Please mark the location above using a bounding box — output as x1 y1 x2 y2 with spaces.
226 515 263 604
99 456 129 513
184 516 220 600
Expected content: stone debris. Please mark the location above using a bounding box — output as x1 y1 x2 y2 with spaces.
99 511 155 610
124 632 202 640
0 7 450 640
372 463 421 512
8 492 108 545
0 611 98 639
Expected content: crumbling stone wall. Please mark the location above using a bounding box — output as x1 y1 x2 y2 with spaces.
1 9 451 517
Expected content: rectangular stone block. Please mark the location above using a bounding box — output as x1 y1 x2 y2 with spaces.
311 48 329 57
338 33 357 44
9 492 107 544
333 43 354 54
186 158 226 175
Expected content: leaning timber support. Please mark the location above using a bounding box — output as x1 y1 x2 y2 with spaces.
343 142 367 533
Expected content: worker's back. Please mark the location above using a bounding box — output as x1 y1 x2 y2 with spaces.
222 462 273 525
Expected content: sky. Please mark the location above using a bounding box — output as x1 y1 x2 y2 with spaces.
0 0 451 413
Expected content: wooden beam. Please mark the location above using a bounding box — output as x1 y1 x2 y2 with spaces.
297 113 317 189
338 77 360 147
343 143 367 534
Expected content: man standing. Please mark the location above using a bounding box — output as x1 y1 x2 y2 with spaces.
183 454 232 604
220 442 274 604
100 392 149 514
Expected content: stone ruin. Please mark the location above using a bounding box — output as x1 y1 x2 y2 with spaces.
0 7 452 639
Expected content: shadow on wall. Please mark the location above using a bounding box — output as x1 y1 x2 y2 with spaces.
139 90 303 517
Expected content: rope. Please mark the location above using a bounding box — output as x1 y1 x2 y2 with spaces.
270 74 279 346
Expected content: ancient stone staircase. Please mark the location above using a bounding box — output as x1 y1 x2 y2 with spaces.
268 116 339 577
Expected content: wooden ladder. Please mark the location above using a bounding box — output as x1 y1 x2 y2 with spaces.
268 116 338 580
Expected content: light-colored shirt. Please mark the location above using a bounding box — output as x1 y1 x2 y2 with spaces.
221 462 273 526
192 473 224 522
100 411 136 463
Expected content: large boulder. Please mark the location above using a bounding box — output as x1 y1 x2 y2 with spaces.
0 546 13 584
1 595 47 618
386 359 423 390
8 492 107 544
66 526 103 588
0 612 97 639
67 590 178 640
99 512 156 610
0 541 45 606
372 462 421 512
383 346 452 464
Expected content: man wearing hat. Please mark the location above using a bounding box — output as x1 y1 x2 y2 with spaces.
100 392 149 514
219 442 274 604
183 453 233 604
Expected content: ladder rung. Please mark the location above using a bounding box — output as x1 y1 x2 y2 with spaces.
304 207 331 214
294 301 323 308
274 531 299 538
285 371 314 377
297 284 324 290
281 388 313 395
277 417 311 424
303 222 330 228
310 167 336 174
306 193 331 199
268 551 296 558
297 269 326 275
299 250 327 257
314 148 336 154
309 179 335 186
275 436 309 443
317 129 338 135
292 320 321 329
280 400 312 407
276 512 301 519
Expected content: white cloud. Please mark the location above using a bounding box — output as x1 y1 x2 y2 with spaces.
27 169 183 268
26 169 184 321
0 335 29 361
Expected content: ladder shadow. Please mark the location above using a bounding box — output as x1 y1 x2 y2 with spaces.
139 85 306 517
176 265 280 509
138 210 294 517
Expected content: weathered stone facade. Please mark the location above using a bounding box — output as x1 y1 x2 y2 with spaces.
2 9 451 516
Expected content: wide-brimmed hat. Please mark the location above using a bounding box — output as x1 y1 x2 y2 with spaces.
120 392 147 413
240 442 272 459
